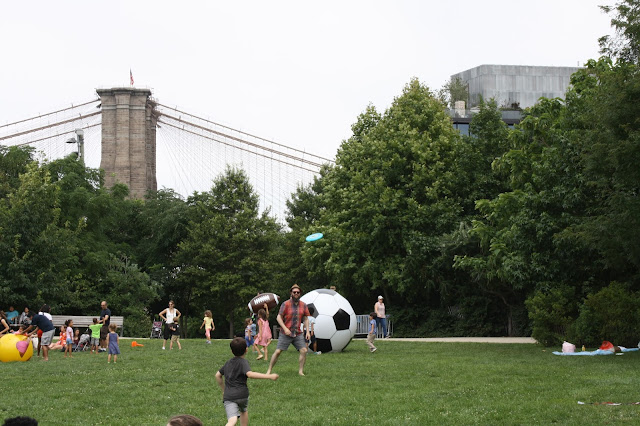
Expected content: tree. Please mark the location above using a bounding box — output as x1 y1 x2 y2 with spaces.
175 167 281 337
438 77 469 108
599 0 640 63
0 161 78 309
311 79 466 314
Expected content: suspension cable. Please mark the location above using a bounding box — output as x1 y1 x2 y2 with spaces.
157 103 334 163
10 122 102 147
160 113 325 168
0 111 102 142
0 99 100 129
158 118 320 174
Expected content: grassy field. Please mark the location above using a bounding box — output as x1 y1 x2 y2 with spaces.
2 338 639 425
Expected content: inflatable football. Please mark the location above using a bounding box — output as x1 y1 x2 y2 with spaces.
301 289 356 353
248 293 280 314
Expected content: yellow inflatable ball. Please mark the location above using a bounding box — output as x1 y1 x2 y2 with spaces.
0 334 34 362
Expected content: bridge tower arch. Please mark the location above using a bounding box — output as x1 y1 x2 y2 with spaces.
97 87 157 198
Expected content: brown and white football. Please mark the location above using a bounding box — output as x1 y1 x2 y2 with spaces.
248 293 280 314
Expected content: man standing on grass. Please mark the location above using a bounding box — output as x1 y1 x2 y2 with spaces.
267 284 310 376
99 301 111 353
24 312 55 361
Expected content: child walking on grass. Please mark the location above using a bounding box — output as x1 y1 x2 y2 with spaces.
367 312 377 353
255 306 272 361
244 318 255 351
169 321 182 350
200 310 215 344
64 319 74 358
106 323 120 363
215 337 278 426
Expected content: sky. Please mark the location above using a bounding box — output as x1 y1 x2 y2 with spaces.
1 1 614 162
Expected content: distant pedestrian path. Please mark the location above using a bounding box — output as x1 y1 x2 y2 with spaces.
357 337 537 344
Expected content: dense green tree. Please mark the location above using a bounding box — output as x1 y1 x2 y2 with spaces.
599 0 640 63
310 79 467 314
175 167 281 337
0 146 34 198
0 161 78 309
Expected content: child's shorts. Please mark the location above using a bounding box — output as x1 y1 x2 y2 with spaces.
90 337 99 346
224 398 249 419
66 338 73 345
245 337 254 347
171 335 179 343
305 333 316 345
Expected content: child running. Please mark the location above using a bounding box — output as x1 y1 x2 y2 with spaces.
64 320 74 358
215 337 278 426
106 324 120 363
367 312 377 353
255 305 272 361
199 310 215 344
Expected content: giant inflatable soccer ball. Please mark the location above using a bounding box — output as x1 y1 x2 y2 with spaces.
0 334 34 362
300 289 356 353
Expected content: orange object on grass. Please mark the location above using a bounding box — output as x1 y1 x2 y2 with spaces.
599 341 614 351
131 341 144 348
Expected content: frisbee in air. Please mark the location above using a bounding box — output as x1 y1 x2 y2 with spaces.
306 232 324 242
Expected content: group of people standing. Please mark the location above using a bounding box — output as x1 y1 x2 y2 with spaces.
0 301 119 362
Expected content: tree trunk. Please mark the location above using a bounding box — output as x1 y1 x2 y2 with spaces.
229 309 234 338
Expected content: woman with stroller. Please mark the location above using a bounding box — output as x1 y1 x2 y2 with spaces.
159 300 181 351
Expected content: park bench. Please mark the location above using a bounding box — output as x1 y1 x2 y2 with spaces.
50 315 124 337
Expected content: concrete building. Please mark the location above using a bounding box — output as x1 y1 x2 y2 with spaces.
451 64 581 109
97 88 157 199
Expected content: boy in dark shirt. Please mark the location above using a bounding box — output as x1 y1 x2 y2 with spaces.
215 337 278 426
169 321 181 350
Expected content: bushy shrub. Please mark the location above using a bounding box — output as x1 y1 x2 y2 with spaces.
122 308 153 338
526 285 578 347
571 282 640 347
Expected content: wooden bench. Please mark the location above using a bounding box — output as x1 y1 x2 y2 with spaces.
50 315 124 337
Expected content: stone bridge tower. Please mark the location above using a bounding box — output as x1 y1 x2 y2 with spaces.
97 88 157 199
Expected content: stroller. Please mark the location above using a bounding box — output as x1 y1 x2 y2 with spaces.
150 320 163 338
73 329 91 352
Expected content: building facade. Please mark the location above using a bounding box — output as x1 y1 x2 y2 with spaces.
451 64 581 109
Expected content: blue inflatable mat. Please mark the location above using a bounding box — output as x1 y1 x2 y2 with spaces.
553 347 639 356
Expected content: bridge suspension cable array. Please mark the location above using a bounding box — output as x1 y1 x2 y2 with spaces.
155 103 333 221
0 97 334 223
0 99 103 165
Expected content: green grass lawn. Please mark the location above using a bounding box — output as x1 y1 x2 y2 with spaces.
2 338 639 425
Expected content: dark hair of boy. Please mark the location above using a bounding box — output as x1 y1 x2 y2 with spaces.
230 337 247 356
369 312 376 318
93 318 98 324
167 414 203 426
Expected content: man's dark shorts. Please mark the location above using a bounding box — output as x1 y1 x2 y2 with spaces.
100 324 109 340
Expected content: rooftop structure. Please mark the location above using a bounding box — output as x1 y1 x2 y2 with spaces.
451 64 581 109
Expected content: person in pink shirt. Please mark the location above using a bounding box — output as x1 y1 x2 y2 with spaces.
374 296 388 338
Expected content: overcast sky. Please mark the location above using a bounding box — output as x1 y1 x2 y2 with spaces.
1 0 614 162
